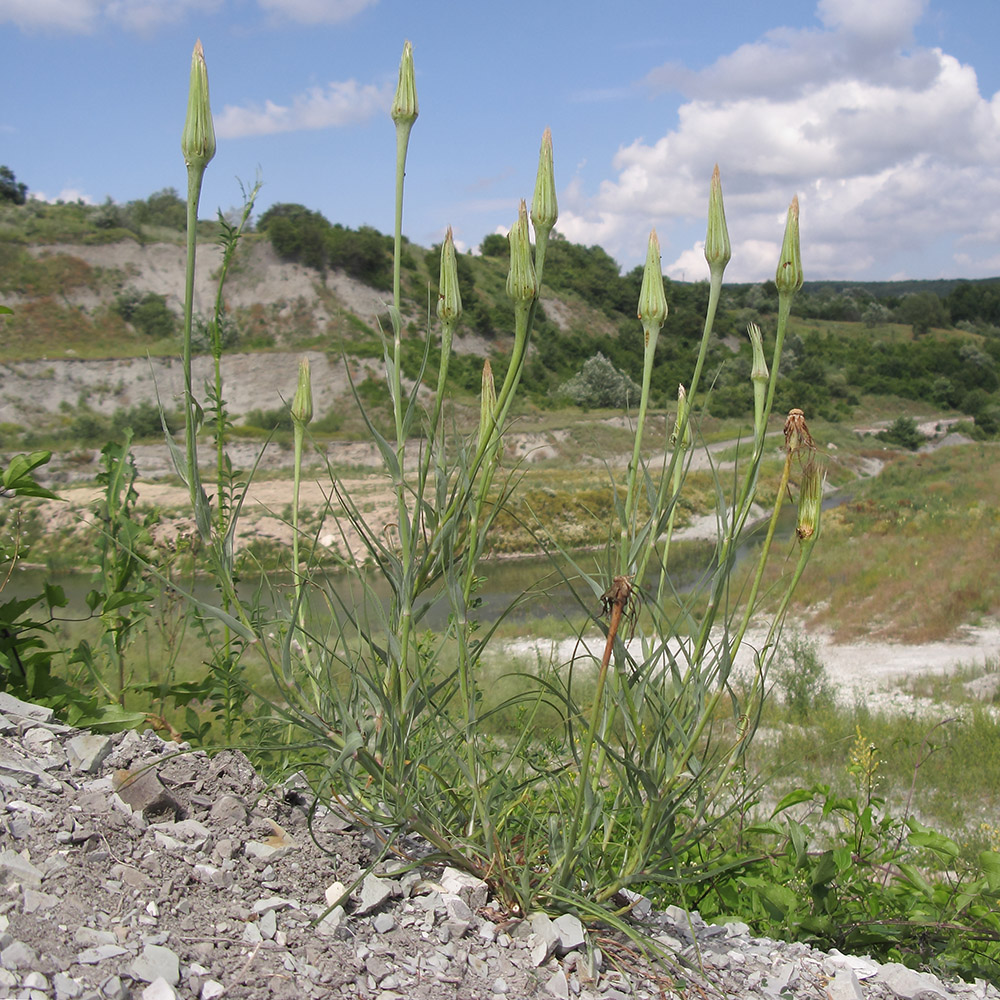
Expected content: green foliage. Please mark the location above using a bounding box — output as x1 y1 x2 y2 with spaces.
685 738 1000 984
878 416 925 450
258 202 392 289
0 166 27 206
558 351 641 408
126 187 187 231
114 289 176 338
774 630 833 718
479 233 507 256
896 291 950 336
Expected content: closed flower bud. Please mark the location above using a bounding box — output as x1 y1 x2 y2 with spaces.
747 322 768 384
531 128 558 235
437 227 462 324
775 195 803 296
506 201 537 306
478 359 502 461
291 357 313 428
637 230 668 346
796 458 823 541
391 40 418 126
704 165 731 278
670 384 691 449
181 40 216 171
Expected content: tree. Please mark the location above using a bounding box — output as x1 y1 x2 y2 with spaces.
895 292 948 336
479 234 507 257
0 166 27 205
558 353 641 409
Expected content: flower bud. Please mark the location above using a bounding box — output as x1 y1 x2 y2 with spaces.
747 322 768 384
704 165 731 279
181 40 216 171
478 359 502 462
391 40 418 127
437 227 462 324
796 458 823 542
506 200 537 306
638 230 668 345
670 384 691 449
775 195 803 296
531 128 558 236
291 357 313 428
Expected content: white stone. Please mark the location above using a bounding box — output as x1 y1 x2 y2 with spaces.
131 944 180 986
66 734 113 774
201 981 226 1000
440 866 489 909
142 978 178 1000
355 873 392 916
553 913 586 953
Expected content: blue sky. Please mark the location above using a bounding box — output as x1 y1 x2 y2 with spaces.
4 0 1000 282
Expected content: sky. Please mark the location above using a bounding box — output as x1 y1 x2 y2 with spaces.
3 0 1000 283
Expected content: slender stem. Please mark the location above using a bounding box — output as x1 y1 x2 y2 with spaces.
183 168 205 517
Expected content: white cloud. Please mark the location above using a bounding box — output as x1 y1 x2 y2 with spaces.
0 0 99 32
215 79 392 137
105 0 221 33
31 188 95 204
256 0 376 25
0 0 217 33
564 0 1000 279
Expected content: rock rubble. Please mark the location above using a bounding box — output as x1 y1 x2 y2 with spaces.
0 689 996 1000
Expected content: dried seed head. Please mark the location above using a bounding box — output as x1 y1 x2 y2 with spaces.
391 40 418 126
670 384 691 449
291 356 313 428
531 128 558 236
181 40 216 171
637 230 668 348
783 408 815 456
775 196 803 296
506 200 537 306
796 458 823 541
704 165 731 279
437 227 462 324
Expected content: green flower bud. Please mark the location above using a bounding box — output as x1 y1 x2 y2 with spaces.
670 384 691 449
796 458 823 542
775 195 803 296
391 40 418 127
478 359 502 462
637 230 668 351
437 227 462 324
747 322 768 384
506 200 537 306
181 40 216 171
704 164 731 279
531 128 558 236
291 356 313 428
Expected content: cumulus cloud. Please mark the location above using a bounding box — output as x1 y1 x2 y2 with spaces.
0 0 100 32
0 0 368 32
256 0 376 24
31 188 95 204
561 0 1000 280
215 79 391 138
105 0 221 33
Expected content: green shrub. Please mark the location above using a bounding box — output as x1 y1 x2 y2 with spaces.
558 351 641 408
878 416 925 450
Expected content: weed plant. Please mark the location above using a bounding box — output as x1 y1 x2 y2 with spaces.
3 36 1000 984
162 40 829 925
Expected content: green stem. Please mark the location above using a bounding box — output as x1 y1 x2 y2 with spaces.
183 167 205 518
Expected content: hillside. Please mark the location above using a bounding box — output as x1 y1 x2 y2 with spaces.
3 191 1000 453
